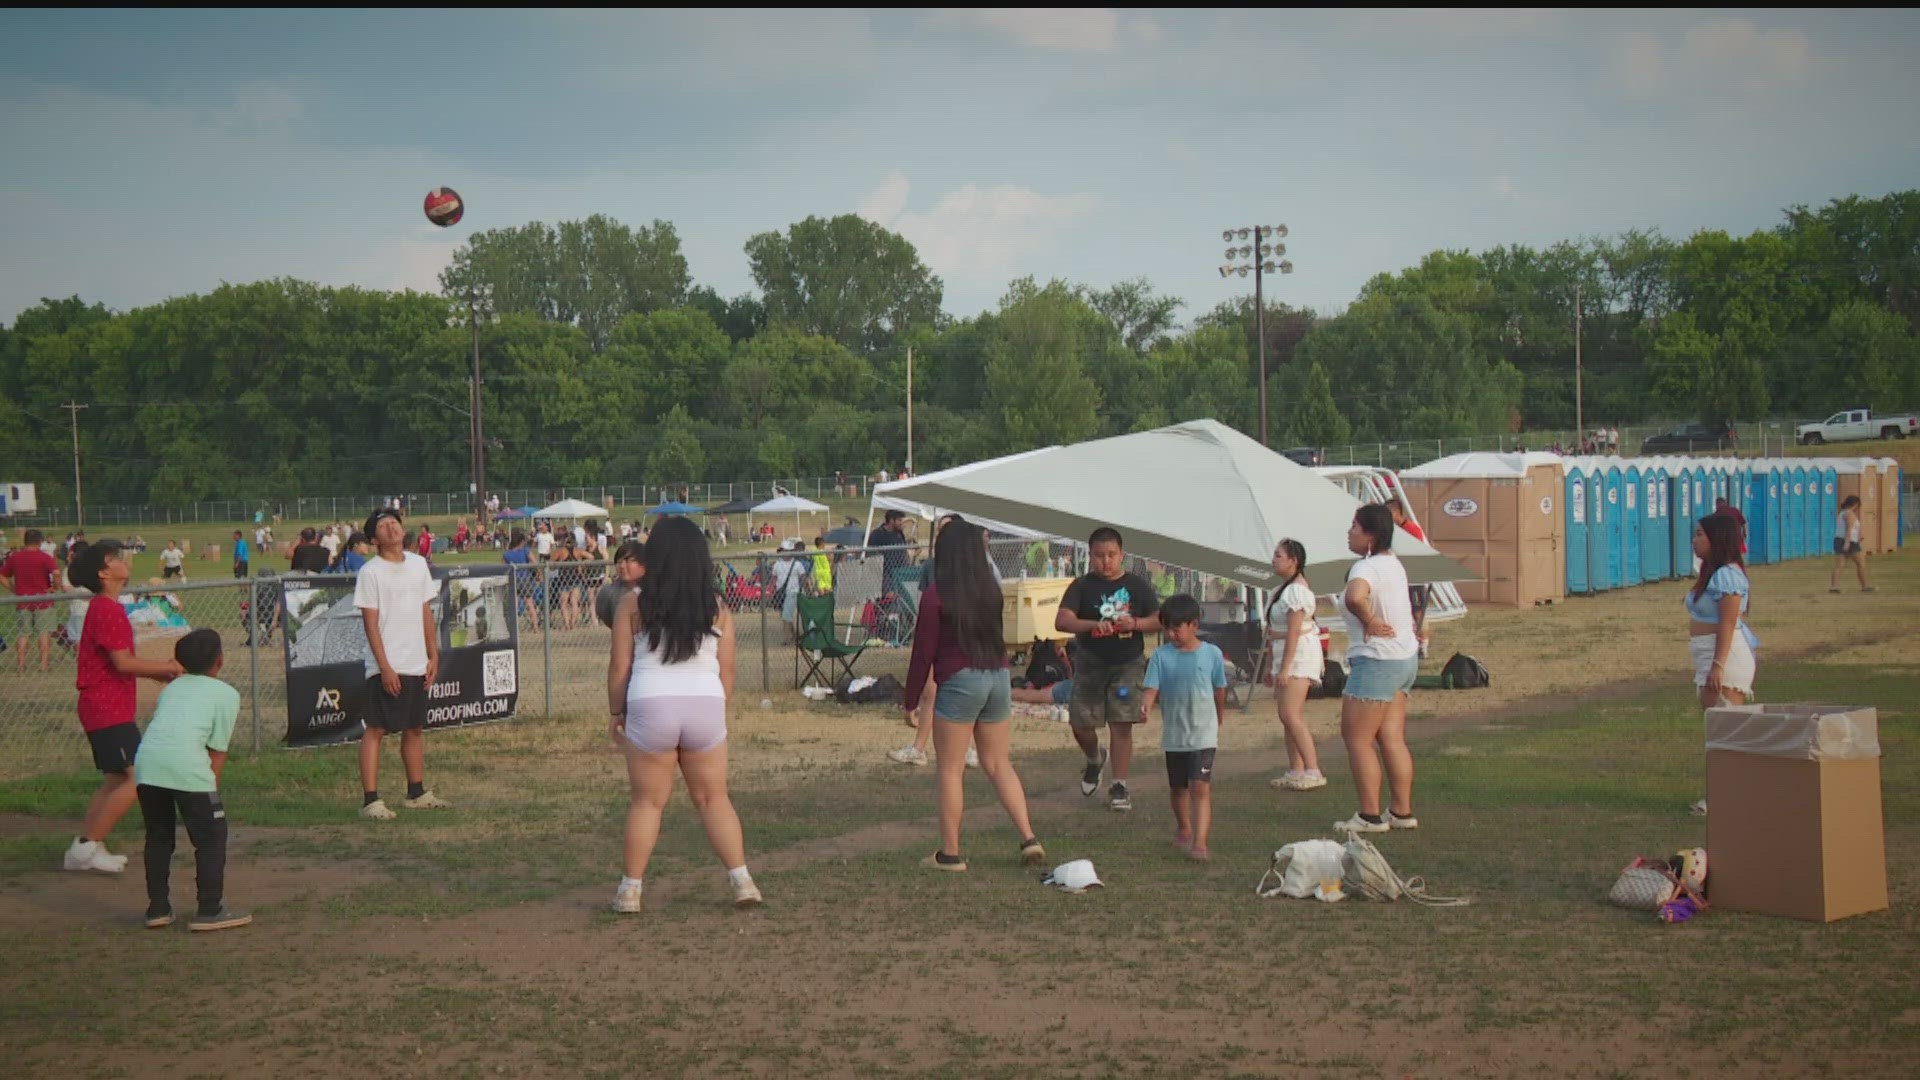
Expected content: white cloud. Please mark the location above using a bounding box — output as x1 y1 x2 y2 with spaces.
1492 175 1517 199
856 172 1098 283
1613 18 1813 98
1683 19 1810 79
931 8 1122 53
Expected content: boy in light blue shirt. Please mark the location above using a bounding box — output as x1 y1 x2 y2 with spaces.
133 629 251 932
1137 594 1228 862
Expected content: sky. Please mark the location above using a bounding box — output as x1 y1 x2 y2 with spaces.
3 9 1918 327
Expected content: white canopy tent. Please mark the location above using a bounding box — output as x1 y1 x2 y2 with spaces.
752 494 829 539
866 446 1059 544
532 498 610 519
870 419 1467 595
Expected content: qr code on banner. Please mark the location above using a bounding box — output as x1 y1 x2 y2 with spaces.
483 650 517 697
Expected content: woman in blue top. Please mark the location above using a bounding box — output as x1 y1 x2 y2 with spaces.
1686 514 1757 709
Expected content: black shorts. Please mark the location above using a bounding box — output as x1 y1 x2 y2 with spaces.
1165 748 1216 789
88 722 142 775
365 674 429 731
233 562 249 579
162 565 182 579
1834 538 1862 556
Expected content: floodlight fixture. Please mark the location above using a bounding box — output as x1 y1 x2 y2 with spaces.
1222 229 1235 242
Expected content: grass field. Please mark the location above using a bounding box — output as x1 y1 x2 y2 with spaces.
1 550 1916 1077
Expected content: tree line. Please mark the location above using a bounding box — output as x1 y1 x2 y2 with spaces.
2 192 1916 510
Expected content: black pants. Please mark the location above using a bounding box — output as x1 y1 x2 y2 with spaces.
138 785 227 914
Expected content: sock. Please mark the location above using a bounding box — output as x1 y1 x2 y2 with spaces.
619 876 642 892
1359 812 1383 824
933 852 964 866
1391 807 1413 818
363 792 380 806
406 781 426 801
726 866 752 886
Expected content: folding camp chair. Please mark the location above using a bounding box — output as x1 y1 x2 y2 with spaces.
878 565 924 647
794 592 874 688
1199 619 1265 711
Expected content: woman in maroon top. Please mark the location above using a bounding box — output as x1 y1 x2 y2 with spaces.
904 518 1044 872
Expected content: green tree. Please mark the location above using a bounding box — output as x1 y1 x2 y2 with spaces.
981 280 1102 447
441 215 690 352
1809 300 1920 409
647 404 705 482
1273 361 1352 447
685 285 768 343
603 307 731 420
745 215 943 354
1077 277 1183 354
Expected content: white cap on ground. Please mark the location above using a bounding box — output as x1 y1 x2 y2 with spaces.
1042 859 1103 894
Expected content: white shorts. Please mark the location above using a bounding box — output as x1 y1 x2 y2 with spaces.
1277 643 1325 686
1690 634 1756 699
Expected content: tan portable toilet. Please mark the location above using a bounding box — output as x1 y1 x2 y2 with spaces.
1835 459 1874 553
1400 452 1565 606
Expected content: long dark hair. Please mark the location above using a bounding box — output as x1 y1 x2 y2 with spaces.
930 518 1004 668
638 515 720 663
1265 538 1308 625
1354 504 1395 555
1691 514 1744 601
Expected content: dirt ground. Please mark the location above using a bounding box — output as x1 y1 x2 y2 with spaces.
3 550 1915 1078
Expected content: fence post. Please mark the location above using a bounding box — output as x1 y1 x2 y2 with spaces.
248 577 261 753
758 554 770 692
540 562 552 717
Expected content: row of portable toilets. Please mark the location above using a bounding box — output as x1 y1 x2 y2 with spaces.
1395 452 1904 606
1561 455 1902 595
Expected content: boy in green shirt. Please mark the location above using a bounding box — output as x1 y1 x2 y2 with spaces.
134 629 250 931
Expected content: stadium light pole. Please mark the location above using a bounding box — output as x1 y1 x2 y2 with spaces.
1218 226 1293 447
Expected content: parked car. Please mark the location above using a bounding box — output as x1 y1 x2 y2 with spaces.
1280 446 1324 467
1795 408 1919 445
1640 422 1736 454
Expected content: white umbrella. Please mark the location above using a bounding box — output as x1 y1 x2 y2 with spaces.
872 419 1466 594
752 494 828 540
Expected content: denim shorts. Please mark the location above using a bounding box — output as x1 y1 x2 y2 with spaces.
1343 655 1418 702
1049 680 1073 705
934 667 1012 724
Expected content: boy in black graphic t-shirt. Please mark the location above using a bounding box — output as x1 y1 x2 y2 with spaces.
1054 527 1161 812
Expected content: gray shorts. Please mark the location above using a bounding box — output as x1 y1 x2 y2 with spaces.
1070 652 1146 729
12 603 53 638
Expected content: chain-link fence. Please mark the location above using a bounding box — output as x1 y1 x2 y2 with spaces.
0 538 1267 778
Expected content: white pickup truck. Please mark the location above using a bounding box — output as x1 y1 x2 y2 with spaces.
1796 408 1918 445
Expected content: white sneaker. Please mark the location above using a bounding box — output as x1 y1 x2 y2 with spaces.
1050 705 1070 723
1386 809 1419 830
1271 770 1305 790
887 747 928 766
965 747 980 769
360 799 397 820
613 881 643 914
1334 813 1390 834
402 790 451 809
63 838 126 873
730 873 764 908
1291 771 1329 791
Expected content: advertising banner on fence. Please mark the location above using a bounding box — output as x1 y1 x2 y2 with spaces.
281 565 520 748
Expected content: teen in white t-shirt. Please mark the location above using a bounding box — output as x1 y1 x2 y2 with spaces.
1265 539 1326 792
1334 505 1421 837
351 508 448 821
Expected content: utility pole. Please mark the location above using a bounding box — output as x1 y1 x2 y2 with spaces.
1574 283 1584 449
63 402 86 526
468 285 489 528
905 346 914 475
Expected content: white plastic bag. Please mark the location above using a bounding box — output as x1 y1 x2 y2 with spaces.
1256 839 1347 899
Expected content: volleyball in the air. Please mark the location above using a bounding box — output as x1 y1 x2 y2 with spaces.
423 187 464 227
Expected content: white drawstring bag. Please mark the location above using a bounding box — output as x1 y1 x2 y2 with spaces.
1342 838 1470 907
1256 840 1348 899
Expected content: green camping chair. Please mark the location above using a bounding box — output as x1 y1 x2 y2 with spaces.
794 592 874 688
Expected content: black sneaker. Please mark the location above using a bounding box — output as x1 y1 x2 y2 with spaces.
189 906 253 932
1109 781 1132 813
144 903 173 929
1080 747 1108 797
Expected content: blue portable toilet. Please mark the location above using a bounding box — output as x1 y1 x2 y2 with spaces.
1601 463 1624 589
1691 464 1711 524
1623 464 1643 586
1645 465 1670 580
1763 465 1785 565
1587 462 1609 592
1789 466 1810 560
1743 468 1766 565
1818 465 1838 556
1565 464 1589 594
1671 464 1694 576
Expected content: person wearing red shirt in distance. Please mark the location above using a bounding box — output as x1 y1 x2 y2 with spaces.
2 528 61 673
415 523 435 562
66 540 184 873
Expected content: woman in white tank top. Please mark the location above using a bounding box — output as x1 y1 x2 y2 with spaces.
1829 495 1872 593
605 517 761 915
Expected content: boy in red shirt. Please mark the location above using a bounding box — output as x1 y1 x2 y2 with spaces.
65 540 184 873
2 528 60 673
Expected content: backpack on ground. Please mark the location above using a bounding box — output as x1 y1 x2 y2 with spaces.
1439 652 1490 690
1342 837 1470 906
1023 641 1069 688
1311 658 1347 698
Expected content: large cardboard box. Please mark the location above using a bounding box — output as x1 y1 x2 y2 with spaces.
1705 704 1888 922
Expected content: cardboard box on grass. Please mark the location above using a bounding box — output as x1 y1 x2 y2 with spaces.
1705 703 1887 922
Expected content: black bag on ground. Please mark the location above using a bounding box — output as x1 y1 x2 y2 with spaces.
1023 640 1069 689
835 673 905 706
1439 653 1490 690
1311 658 1347 698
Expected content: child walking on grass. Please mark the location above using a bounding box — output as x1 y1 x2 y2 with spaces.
134 629 249 931
1137 594 1227 862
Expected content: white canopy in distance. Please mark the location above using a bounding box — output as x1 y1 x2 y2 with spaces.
532 498 610 519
